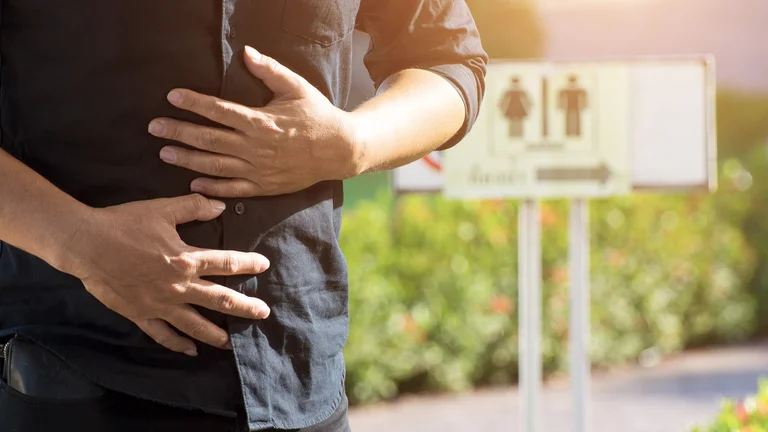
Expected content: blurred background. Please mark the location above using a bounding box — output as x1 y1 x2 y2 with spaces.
342 0 768 431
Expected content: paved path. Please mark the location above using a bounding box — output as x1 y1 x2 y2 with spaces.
349 342 768 432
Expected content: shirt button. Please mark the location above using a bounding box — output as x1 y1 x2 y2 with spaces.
234 202 246 215
228 27 236 41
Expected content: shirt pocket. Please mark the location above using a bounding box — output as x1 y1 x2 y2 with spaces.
281 0 360 47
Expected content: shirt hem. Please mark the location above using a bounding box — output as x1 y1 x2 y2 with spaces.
246 373 347 431
6 329 239 419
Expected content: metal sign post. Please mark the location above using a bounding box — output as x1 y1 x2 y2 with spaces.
569 199 591 432
518 199 542 432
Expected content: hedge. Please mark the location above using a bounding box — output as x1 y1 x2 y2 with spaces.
341 161 756 405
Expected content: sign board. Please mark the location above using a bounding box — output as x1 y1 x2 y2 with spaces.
447 62 632 199
392 57 716 197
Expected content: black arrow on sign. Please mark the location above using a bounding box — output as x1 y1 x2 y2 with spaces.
537 162 612 184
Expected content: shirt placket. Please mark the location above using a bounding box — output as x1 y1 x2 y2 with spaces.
219 2 273 429
219 0 250 270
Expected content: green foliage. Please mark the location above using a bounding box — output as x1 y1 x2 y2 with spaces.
692 378 768 432
716 91 768 160
726 147 768 336
465 0 546 60
341 169 755 404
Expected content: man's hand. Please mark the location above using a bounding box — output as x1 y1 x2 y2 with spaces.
148 46 361 197
63 194 271 356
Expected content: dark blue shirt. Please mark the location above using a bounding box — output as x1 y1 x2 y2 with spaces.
0 0 486 430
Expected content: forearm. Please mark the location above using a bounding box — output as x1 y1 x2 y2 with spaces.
349 68 466 174
0 149 91 270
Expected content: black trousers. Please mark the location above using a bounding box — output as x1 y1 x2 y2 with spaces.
0 378 350 432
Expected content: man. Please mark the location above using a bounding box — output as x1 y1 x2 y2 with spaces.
558 75 588 137
0 1 486 431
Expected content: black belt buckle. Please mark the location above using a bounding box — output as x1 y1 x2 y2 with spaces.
1 335 106 399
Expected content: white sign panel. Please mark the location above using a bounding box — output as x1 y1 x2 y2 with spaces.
392 57 716 196
630 59 716 190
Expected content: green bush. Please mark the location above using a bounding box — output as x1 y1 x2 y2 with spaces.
341 161 755 404
692 378 768 432
728 147 768 336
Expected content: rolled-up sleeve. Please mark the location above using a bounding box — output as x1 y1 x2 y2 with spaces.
356 0 489 149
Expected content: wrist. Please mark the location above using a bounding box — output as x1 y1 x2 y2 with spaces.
340 111 372 178
47 203 98 278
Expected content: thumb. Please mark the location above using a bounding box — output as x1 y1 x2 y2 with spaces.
244 46 305 97
160 194 226 226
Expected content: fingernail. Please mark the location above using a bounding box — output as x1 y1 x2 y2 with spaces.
190 180 206 193
245 46 261 61
184 349 198 357
210 200 226 211
257 307 271 320
148 121 165 136
224 341 233 350
159 147 177 163
167 90 183 105
260 259 271 272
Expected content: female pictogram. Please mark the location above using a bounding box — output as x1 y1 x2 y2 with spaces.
499 76 531 138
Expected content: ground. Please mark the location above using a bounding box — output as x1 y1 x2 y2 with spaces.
349 342 768 432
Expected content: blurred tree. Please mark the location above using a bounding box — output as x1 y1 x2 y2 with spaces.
465 0 546 60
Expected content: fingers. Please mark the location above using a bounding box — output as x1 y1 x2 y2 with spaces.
159 146 253 179
187 249 270 276
186 280 270 320
189 178 265 198
136 318 198 356
165 89 256 131
149 119 246 158
158 194 226 225
166 306 231 349
244 46 306 98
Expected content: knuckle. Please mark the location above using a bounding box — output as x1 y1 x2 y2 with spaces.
263 120 281 136
187 320 206 339
230 182 245 198
169 124 183 141
153 334 172 348
189 193 207 211
206 102 224 122
169 282 188 296
170 253 197 274
206 182 221 196
201 130 218 151
253 116 281 137
216 293 237 312
210 157 228 176
224 255 240 273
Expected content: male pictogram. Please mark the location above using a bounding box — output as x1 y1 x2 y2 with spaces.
499 76 531 138
558 75 588 137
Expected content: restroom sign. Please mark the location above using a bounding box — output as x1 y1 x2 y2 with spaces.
445 62 633 199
